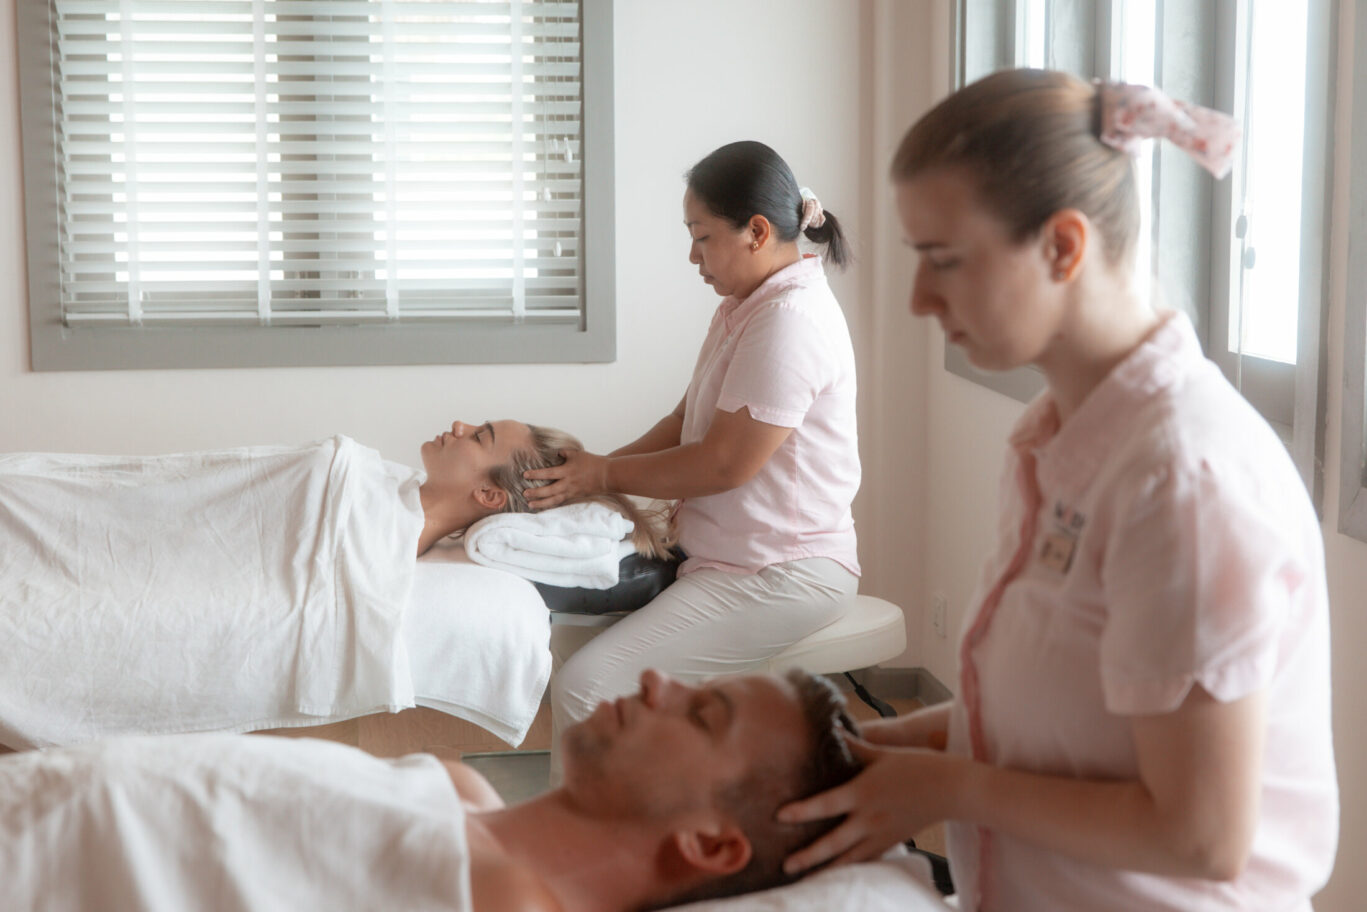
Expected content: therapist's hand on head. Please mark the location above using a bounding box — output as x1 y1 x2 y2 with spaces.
777 736 965 874
523 448 609 510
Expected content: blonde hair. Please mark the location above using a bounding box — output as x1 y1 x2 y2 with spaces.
486 424 675 560
891 68 1139 266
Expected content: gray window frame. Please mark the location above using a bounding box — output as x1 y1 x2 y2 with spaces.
1339 0 1367 542
17 0 616 370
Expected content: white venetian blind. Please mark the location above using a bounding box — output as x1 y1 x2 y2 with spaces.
53 0 584 327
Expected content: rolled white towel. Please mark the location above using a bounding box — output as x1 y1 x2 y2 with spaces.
463 501 635 589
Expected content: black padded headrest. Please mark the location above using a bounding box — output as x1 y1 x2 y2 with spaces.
534 550 681 615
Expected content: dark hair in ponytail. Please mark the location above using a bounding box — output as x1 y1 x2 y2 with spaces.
686 140 850 269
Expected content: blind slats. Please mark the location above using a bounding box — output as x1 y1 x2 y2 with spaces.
60 59 580 79
53 0 585 326
57 0 579 17
59 20 580 39
59 37 581 57
64 120 585 140
63 101 582 118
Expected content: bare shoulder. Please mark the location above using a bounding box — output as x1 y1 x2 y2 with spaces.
439 758 505 813
438 754 559 909
469 844 563 912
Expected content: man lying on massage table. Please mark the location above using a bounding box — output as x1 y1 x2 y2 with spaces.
0 669 862 912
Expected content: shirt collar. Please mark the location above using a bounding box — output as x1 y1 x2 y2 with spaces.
1009 310 1202 494
718 255 824 330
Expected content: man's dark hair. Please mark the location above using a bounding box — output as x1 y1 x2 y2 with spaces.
653 670 864 908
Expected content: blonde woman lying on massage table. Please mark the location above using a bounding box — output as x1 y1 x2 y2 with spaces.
0 419 667 750
3 417 668 559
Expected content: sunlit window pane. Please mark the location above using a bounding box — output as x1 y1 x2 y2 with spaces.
1232 0 1307 365
1020 0 1047 68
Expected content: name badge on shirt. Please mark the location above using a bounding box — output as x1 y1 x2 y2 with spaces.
1038 501 1086 576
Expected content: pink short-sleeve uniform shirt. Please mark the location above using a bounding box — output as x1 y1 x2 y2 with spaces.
945 313 1337 911
674 256 861 577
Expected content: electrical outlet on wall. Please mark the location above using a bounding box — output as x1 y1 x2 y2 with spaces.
932 592 948 638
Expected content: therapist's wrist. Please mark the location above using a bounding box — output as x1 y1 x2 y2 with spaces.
599 455 617 494
950 755 997 828
862 715 945 750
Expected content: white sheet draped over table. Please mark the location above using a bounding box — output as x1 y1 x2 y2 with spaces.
0 734 471 912
0 436 423 748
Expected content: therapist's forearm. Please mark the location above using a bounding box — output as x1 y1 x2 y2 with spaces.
609 412 683 459
603 443 747 500
951 684 1265 882
863 702 951 748
950 762 1249 881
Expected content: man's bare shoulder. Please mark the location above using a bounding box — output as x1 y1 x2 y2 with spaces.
437 757 505 812
469 847 563 912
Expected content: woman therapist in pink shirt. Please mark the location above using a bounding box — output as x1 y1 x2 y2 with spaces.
779 70 1338 911
524 140 862 766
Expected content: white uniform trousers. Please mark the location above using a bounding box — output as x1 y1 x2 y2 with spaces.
549 556 857 782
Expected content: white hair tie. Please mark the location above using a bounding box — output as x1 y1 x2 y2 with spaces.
798 186 826 232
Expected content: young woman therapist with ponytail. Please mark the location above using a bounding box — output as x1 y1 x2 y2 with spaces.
524 140 862 765
778 70 1338 911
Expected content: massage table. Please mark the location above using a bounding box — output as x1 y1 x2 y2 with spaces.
0 525 552 754
0 439 556 754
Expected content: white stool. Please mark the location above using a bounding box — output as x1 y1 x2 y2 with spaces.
550 594 907 715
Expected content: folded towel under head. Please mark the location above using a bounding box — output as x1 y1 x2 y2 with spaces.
463 501 637 589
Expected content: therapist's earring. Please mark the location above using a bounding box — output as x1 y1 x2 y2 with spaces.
751 241 759 251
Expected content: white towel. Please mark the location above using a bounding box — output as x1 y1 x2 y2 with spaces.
408 544 552 746
464 501 636 589
0 734 472 912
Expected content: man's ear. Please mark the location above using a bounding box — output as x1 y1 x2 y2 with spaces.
670 822 752 878
473 483 508 512
1041 208 1089 282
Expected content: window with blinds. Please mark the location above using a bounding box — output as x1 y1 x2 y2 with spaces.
18 0 616 369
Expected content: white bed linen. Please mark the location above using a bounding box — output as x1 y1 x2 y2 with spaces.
408 543 552 746
0 734 471 912
0 437 422 748
673 851 951 911
464 500 635 588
